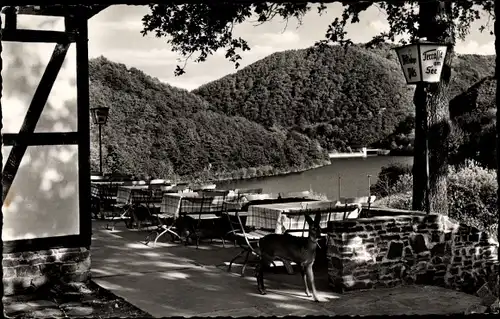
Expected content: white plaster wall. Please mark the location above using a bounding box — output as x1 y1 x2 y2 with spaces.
1 15 80 241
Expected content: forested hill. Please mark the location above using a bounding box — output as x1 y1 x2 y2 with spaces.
89 57 329 181
192 43 495 152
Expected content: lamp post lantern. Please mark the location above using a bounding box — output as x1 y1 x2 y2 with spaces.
394 40 448 215
90 106 110 176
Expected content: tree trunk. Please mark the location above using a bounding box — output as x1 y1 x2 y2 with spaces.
412 1 454 215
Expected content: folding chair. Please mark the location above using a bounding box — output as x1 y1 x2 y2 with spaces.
129 189 157 230
226 210 274 277
106 187 134 231
91 184 101 219
178 196 226 249
221 201 249 247
144 189 182 247
100 182 119 214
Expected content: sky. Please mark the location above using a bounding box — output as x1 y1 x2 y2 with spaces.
76 4 496 91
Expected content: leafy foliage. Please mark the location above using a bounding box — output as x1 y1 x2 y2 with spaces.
449 76 496 169
140 2 495 75
89 57 329 181
370 162 413 198
373 161 498 238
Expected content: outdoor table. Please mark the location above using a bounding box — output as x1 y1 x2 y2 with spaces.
246 201 361 234
160 190 239 218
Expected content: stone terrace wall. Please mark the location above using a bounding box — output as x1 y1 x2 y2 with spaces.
3 247 91 295
327 211 499 295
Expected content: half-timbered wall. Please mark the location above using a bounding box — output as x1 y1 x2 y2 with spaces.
1 16 79 241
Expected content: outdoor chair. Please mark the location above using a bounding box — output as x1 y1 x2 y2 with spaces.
178 195 227 249
144 189 182 247
105 187 134 231
100 182 119 215
128 189 161 230
226 209 274 277
91 184 101 219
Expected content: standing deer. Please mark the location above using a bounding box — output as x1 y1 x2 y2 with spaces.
256 211 323 302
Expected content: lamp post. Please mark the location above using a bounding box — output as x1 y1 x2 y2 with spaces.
394 39 448 215
90 107 110 176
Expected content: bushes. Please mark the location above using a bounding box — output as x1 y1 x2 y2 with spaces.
375 161 498 238
370 162 413 198
447 160 497 236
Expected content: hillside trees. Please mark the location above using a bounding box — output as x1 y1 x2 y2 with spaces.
89 57 329 180
141 1 495 215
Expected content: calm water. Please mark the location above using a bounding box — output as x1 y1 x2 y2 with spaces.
217 156 413 200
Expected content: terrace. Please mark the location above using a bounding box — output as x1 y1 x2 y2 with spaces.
1 3 498 317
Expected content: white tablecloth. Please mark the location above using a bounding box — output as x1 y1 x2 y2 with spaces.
246 201 361 234
160 191 238 218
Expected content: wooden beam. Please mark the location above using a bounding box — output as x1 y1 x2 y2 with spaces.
2 42 70 201
2 132 79 146
3 6 17 30
3 234 85 254
75 13 92 247
1 29 76 43
1 1 284 5
14 5 74 16
9 5 109 19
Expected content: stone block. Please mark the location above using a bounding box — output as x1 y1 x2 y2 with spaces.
15 265 41 277
430 242 446 257
410 234 428 254
453 256 462 263
329 256 343 270
444 232 452 241
381 234 401 241
3 267 16 278
386 241 404 260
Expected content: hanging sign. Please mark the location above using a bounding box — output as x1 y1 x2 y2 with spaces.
395 42 448 84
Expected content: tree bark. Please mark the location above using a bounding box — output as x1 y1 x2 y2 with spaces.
412 1 454 215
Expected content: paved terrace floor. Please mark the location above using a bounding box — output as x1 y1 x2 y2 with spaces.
91 220 482 317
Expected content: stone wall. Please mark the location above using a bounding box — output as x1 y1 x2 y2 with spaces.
327 210 499 296
3 247 91 296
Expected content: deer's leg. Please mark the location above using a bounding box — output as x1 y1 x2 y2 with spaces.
305 263 320 302
301 266 311 297
257 255 271 295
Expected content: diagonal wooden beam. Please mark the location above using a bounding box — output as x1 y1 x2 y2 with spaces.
2 42 70 201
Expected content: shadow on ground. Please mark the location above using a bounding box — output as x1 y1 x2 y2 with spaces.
91 220 482 317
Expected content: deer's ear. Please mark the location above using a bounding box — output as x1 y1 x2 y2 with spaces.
304 214 314 226
314 212 321 226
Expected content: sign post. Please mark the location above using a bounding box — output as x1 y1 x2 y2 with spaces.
394 40 448 215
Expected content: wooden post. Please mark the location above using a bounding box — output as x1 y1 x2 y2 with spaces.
75 12 92 247
0 7 5 314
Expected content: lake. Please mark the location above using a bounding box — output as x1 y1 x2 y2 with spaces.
217 156 413 200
